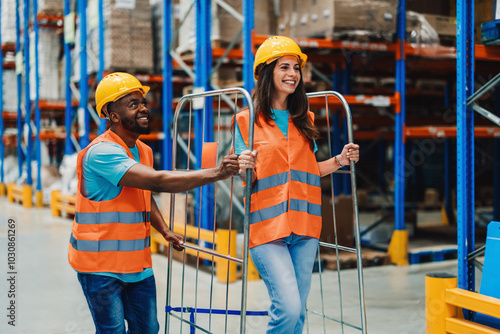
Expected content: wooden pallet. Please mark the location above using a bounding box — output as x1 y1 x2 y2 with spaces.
321 249 390 271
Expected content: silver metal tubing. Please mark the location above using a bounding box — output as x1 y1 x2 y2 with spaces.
319 242 357 253
307 91 368 334
181 243 244 263
466 72 500 106
467 245 486 261
167 87 254 334
471 103 500 126
168 312 214 334
307 309 363 331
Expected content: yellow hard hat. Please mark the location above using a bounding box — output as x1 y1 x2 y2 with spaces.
253 36 307 80
95 72 150 118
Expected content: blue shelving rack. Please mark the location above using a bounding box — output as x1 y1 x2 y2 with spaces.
456 0 476 300
77 0 90 148
163 0 255 237
63 0 75 156
15 0 24 180
0 0 5 193
33 0 43 205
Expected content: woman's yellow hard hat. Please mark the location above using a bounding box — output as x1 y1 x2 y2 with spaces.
95 72 150 118
253 36 307 80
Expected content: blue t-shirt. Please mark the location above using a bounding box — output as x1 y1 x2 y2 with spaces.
234 109 318 154
80 142 153 283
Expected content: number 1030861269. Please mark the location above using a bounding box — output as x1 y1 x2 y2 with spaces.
7 219 16 271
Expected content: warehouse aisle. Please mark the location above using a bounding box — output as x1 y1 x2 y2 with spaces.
0 196 461 334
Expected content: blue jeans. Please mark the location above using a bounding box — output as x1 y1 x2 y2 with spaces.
250 234 319 334
77 273 160 334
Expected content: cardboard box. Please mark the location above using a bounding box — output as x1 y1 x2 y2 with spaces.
278 0 397 40
423 14 456 37
320 195 354 249
406 11 456 45
177 0 275 54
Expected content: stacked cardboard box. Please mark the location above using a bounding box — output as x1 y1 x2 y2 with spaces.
151 0 165 73
407 11 456 46
103 0 154 71
278 0 397 41
38 0 64 16
176 0 274 54
1 0 17 44
30 29 62 101
3 70 18 112
83 0 154 73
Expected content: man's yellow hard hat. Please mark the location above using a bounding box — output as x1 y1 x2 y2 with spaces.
253 36 307 80
95 72 150 118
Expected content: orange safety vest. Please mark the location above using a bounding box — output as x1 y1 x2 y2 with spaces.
236 110 322 248
68 130 153 273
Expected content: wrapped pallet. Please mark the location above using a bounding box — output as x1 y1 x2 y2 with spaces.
104 0 153 71
176 0 275 55
3 70 18 112
30 28 62 101
278 0 397 42
1 0 17 44
77 0 154 77
38 0 64 16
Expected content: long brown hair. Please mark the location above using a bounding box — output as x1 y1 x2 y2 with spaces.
252 60 319 145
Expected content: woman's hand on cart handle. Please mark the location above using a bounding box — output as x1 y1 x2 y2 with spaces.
338 143 360 166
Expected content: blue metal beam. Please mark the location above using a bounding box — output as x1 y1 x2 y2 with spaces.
0 0 4 184
23 0 32 186
63 0 74 155
15 0 23 178
494 88 500 221
194 0 213 232
34 0 41 192
456 0 475 301
162 0 173 171
242 0 254 93
97 0 106 134
394 0 406 231
78 0 90 148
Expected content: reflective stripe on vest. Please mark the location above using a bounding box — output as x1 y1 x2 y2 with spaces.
75 211 151 224
236 109 322 248
70 234 151 252
69 130 153 274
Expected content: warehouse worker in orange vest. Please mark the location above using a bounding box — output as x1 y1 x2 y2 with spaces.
235 36 360 333
68 72 239 333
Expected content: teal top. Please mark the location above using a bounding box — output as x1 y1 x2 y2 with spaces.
80 142 153 282
234 109 318 154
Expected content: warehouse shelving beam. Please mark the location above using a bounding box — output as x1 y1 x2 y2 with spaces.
0 0 5 195
63 0 74 155
78 0 90 148
162 0 174 171
23 0 33 187
194 0 214 235
242 0 254 95
388 0 409 266
495 87 500 222
15 0 24 178
456 0 476 314
33 0 43 206
97 0 106 134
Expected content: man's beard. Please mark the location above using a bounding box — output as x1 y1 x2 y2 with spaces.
121 117 151 135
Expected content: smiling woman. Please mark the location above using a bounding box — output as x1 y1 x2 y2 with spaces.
234 36 360 334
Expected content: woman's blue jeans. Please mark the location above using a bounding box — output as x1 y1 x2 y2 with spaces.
77 273 160 334
250 233 319 334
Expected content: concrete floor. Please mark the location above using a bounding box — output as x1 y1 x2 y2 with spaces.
0 196 473 334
